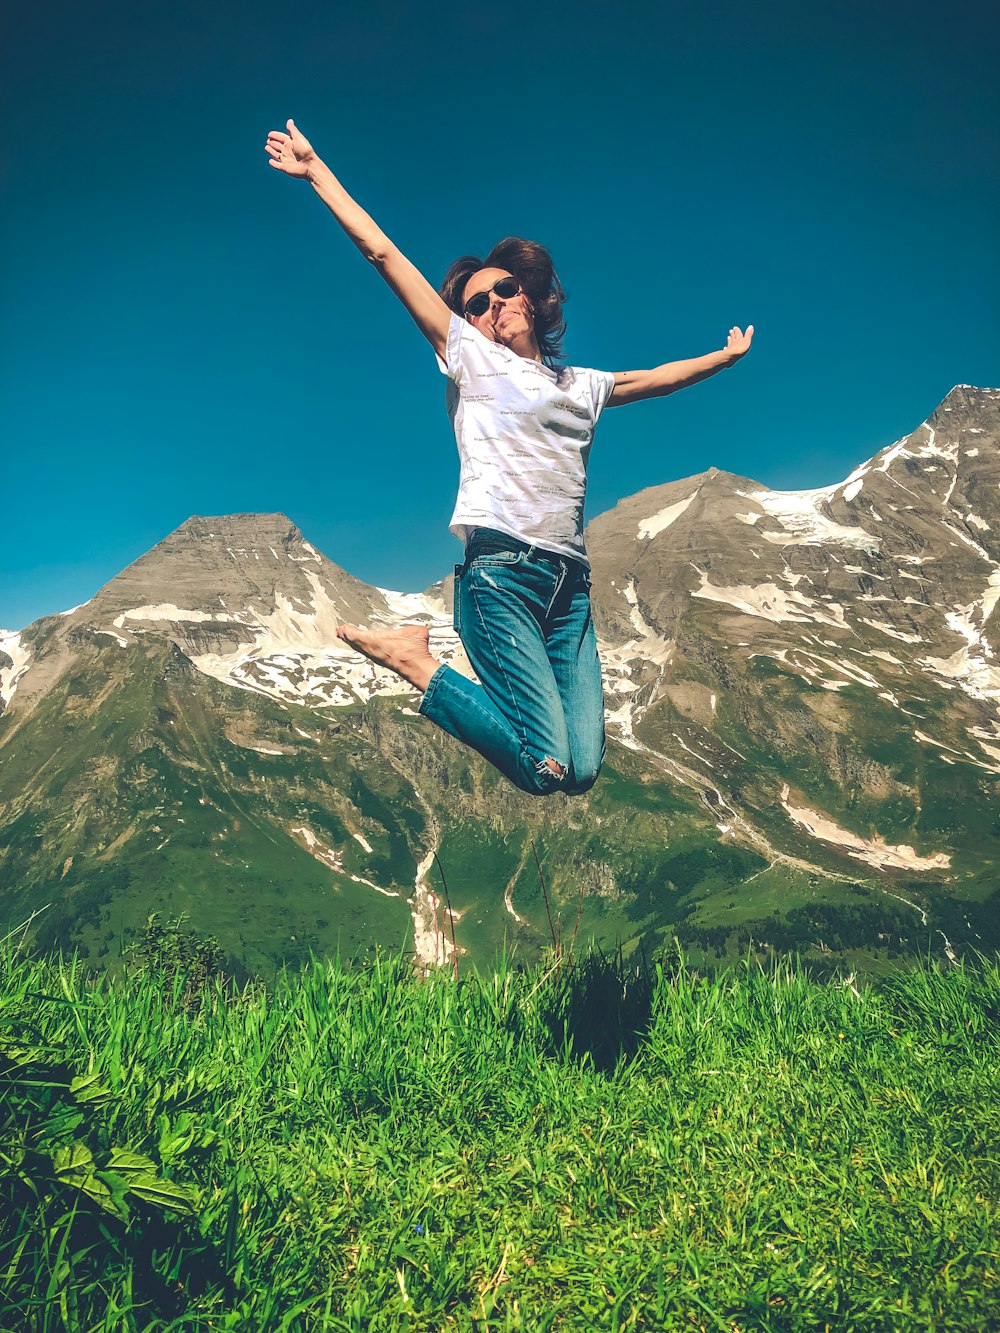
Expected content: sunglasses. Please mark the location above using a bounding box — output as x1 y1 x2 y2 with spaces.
464 276 522 318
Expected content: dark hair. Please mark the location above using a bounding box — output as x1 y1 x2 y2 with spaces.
439 236 567 367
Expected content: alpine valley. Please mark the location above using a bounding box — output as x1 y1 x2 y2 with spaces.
3 386 1000 978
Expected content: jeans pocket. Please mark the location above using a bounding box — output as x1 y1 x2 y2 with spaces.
471 550 524 568
453 564 463 634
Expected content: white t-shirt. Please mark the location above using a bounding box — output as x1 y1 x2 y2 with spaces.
436 313 616 566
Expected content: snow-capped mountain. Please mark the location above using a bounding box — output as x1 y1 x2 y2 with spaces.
587 384 1000 757
2 386 999 976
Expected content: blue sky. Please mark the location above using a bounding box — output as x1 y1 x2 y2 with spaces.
2 0 998 629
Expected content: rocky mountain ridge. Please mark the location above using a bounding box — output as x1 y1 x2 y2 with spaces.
2 385 999 975
587 384 1000 778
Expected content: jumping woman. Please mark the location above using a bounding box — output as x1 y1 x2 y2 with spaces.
265 120 753 797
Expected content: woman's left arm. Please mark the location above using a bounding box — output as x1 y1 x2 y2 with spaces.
606 326 754 408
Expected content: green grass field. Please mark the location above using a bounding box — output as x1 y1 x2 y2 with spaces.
3 925 999 1330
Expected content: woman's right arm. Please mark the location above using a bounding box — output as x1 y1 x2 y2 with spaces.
265 120 452 360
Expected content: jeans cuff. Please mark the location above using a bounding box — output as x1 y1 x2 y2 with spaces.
418 663 449 717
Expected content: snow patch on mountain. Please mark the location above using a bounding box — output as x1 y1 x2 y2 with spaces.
874 438 913 472
692 572 848 628
372 587 448 621
107 572 440 709
780 786 950 871
622 579 655 637
637 490 698 540
186 576 465 709
598 583 674 674
0 632 31 707
857 619 924 644
920 648 1000 701
113 604 248 628
291 825 400 898
913 730 1000 775
915 571 1000 701
742 489 880 551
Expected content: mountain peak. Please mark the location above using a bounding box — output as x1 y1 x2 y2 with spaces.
170 512 300 542
923 384 1000 436
694 465 765 490
82 512 324 619
945 384 1000 396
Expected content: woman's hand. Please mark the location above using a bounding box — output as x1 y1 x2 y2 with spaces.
265 119 317 178
724 325 754 362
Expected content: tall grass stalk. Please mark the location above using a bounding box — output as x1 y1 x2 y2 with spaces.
530 839 558 963
432 854 460 982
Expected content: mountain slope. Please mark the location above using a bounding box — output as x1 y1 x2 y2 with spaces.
3 387 999 975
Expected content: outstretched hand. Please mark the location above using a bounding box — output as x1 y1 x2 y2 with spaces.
264 119 317 178
724 326 754 362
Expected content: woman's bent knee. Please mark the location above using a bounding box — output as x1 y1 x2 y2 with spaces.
512 753 605 798
513 752 570 797
563 758 603 796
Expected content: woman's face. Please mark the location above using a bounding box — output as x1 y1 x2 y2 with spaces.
461 267 535 348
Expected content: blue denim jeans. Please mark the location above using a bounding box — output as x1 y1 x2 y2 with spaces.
419 529 605 796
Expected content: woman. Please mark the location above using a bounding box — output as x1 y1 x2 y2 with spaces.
265 120 752 796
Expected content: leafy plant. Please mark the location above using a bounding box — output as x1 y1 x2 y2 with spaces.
125 912 227 1012
0 1034 204 1327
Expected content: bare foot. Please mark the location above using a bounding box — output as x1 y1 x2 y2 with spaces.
335 623 440 692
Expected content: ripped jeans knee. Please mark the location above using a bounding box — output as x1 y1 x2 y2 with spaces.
517 752 569 797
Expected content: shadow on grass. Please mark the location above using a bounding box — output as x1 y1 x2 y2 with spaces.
534 942 668 1075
